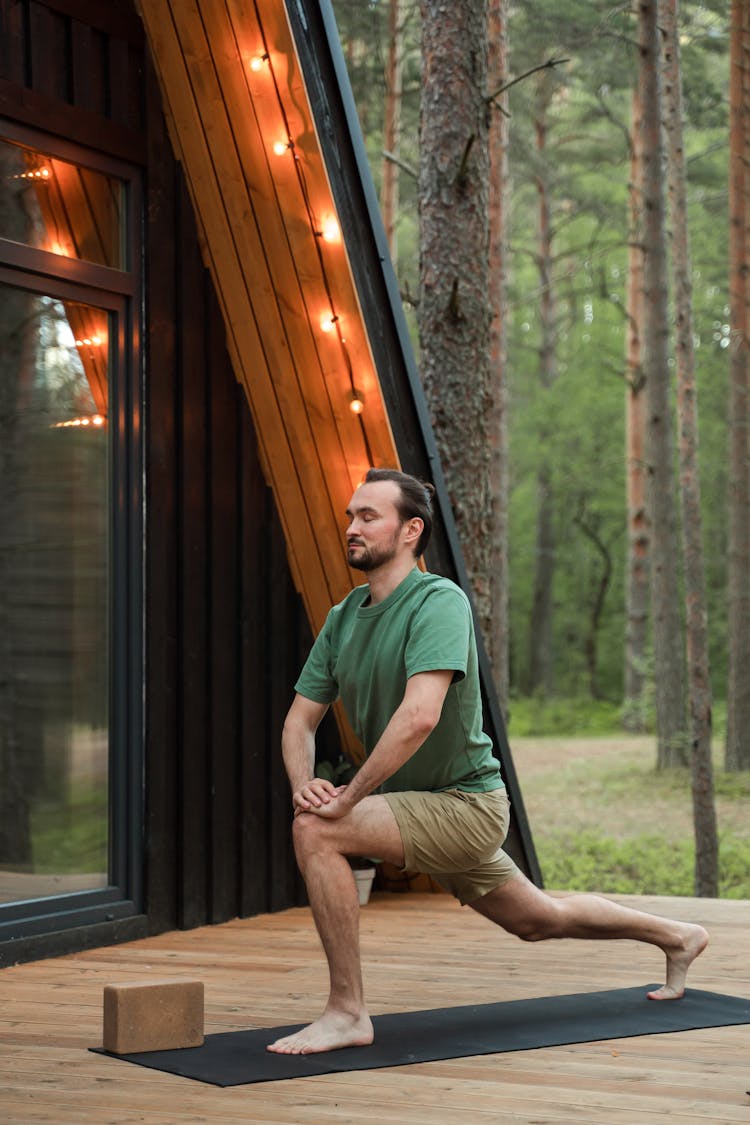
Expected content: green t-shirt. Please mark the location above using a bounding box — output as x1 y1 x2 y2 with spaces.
295 567 503 794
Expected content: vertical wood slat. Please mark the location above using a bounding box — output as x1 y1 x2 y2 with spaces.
207 279 241 924
143 56 179 935
268 515 306 912
176 178 211 931
69 20 95 113
28 1 69 103
239 419 272 918
0 0 29 86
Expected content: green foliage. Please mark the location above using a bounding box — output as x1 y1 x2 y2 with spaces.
315 754 357 785
537 830 750 898
30 786 107 874
507 696 622 736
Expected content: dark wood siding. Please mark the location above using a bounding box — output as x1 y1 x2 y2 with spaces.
0 0 333 949
144 95 326 930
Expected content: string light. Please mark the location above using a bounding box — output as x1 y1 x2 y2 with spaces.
74 336 103 347
12 167 51 181
253 13 373 459
51 414 106 429
317 216 341 244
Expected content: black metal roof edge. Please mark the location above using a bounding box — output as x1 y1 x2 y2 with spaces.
286 0 542 886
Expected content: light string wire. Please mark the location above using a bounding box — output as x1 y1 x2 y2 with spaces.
251 4 374 466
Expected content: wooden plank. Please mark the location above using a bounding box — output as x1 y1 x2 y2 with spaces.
176 175 211 930
239 420 272 917
207 281 241 924
142 57 179 934
0 0 28 86
29 0 69 103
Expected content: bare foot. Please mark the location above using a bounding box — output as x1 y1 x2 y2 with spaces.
266 1009 374 1055
647 922 709 1000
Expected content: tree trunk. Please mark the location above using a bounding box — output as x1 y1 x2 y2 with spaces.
663 0 718 895
638 0 687 768
526 81 557 696
381 0 403 263
574 510 613 702
527 467 555 694
725 0 750 772
486 0 510 709
623 88 651 733
418 0 494 631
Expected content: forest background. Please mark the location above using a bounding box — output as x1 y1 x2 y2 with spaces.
328 0 750 898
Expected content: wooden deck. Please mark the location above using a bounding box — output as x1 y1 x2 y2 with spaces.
1 892 748 1124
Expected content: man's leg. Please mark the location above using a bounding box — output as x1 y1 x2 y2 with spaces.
267 795 405 1055
469 871 708 999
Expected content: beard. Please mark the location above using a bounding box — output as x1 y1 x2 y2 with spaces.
347 530 401 572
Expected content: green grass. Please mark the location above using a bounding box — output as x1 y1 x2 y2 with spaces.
537 831 750 898
30 787 108 874
507 696 626 736
507 695 729 740
510 701 749 899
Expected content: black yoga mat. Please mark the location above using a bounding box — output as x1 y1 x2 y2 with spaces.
91 985 750 1087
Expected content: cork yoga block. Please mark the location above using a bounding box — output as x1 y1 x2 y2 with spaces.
102 978 205 1054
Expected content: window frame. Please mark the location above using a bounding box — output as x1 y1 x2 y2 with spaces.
0 120 143 942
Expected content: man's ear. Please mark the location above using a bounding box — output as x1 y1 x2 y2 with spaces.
403 517 423 547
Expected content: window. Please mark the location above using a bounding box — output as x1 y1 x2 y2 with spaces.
0 123 142 940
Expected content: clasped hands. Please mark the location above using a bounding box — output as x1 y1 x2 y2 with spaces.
292 777 353 819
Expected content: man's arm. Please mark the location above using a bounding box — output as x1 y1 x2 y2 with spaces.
307 669 453 818
281 693 342 815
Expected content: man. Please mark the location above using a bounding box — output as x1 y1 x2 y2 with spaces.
268 468 708 1056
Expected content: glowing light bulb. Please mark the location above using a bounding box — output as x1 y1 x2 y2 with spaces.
92 415 105 427
320 217 341 243
320 314 338 333
91 335 102 346
273 140 290 156
249 54 266 71
349 393 364 415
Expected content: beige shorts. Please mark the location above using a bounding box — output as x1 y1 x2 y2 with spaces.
383 788 519 905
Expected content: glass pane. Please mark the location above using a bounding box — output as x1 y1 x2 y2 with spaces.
0 138 126 269
0 282 110 904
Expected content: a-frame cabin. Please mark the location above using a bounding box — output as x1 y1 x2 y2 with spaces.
0 0 539 967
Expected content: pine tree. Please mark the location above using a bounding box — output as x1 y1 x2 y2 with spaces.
639 0 688 767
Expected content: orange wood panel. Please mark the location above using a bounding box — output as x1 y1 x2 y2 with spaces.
137 0 403 642
137 0 345 634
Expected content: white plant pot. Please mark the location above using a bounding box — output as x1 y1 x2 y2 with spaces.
353 866 375 905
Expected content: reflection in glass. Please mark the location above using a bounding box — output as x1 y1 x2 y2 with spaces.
0 282 110 904
0 137 125 269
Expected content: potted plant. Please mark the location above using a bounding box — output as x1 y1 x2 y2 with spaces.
315 755 377 904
